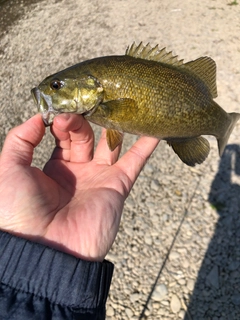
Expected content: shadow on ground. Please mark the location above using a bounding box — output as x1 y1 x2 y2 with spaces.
184 144 240 320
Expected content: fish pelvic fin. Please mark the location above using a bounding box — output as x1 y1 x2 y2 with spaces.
126 42 184 67
168 136 210 166
217 112 240 156
183 57 218 98
106 129 123 151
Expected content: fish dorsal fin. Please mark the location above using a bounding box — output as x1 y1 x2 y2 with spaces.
183 57 218 98
126 42 184 67
126 43 218 98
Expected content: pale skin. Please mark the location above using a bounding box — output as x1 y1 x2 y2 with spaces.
0 113 159 261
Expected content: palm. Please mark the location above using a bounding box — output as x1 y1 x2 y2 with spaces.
42 159 127 260
0 114 159 261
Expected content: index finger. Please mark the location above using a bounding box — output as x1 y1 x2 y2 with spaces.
50 114 94 163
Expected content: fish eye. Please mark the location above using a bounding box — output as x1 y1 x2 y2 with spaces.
50 79 64 90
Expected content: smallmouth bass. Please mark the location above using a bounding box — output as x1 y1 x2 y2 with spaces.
31 42 240 166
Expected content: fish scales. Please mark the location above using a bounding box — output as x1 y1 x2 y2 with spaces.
31 42 240 166
75 56 228 139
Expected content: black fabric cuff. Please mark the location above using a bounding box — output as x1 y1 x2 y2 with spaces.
0 231 114 309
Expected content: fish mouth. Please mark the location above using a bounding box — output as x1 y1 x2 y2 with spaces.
31 87 59 125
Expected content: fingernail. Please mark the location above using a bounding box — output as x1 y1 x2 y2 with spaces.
58 113 70 120
54 113 71 125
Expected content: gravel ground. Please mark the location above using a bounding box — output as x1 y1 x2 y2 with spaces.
1 0 240 319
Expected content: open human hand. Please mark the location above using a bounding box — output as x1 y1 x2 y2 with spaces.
0 113 159 261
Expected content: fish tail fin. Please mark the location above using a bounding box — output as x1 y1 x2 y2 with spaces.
218 112 240 156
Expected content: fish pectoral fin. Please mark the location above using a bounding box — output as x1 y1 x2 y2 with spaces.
106 129 123 151
167 136 210 166
101 98 137 113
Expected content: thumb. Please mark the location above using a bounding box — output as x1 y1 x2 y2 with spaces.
0 114 45 168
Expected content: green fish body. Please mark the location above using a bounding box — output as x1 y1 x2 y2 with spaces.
31 43 240 166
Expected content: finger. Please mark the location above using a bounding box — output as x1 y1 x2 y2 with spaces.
94 128 122 165
0 114 45 168
116 136 160 186
50 114 94 163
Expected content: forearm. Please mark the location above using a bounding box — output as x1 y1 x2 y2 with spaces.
0 231 114 320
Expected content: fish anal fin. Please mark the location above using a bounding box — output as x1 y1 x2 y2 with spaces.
168 136 210 166
126 42 184 67
183 57 218 98
106 129 123 151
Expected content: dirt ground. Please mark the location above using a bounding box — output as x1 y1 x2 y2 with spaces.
1 0 240 319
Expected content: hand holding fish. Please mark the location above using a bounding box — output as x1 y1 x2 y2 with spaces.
0 113 159 261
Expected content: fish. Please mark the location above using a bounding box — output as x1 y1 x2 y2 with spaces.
31 42 240 166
